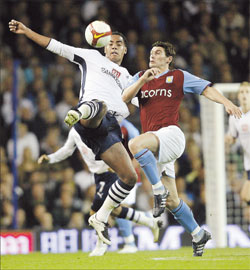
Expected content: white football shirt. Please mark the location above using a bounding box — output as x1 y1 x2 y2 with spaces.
228 110 250 170
48 128 109 174
47 39 131 121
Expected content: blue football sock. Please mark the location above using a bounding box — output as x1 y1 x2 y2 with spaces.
116 218 133 238
171 199 199 234
134 149 161 185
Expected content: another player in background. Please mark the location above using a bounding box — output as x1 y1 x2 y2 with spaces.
38 119 161 256
225 82 250 204
9 20 139 245
122 41 242 256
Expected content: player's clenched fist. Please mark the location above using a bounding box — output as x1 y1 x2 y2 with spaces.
9 19 27 34
142 68 161 83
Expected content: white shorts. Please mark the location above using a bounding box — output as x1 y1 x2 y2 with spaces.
148 125 185 179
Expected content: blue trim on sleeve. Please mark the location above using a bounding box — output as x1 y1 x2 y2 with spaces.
182 70 211 95
126 72 140 88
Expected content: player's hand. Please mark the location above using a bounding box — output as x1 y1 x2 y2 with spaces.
64 109 81 126
224 101 242 119
142 68 161 82
38 154 50 164
9 19 27 34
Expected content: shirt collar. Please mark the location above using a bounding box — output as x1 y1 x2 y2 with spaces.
155 69 169 79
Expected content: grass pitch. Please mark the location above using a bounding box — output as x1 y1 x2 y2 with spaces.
1 248 250 270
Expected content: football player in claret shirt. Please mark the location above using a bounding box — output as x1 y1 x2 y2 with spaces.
122 41 242 256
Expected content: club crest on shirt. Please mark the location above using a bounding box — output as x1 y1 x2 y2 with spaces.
166 76 173 83
112 68 121 79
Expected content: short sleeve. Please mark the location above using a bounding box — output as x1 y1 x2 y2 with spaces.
182 70 211 95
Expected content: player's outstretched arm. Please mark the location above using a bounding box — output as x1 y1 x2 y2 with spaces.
202 86 242 119
122 68 160 103
9 19 51 48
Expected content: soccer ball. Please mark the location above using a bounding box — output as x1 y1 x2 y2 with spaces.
85 20 112 48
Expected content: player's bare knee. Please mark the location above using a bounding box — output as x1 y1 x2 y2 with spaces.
120 170 138 186
97 101 108 118
91 100 107 120
165 197 180 211
128 138 141 155
81 101 108 128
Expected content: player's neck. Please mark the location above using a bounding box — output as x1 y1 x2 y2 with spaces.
158 67 169 75
109 57 122 66
160 64 169 74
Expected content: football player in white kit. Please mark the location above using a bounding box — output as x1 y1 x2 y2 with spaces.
9 19 140 245
225 82 250 203
38 123 161 256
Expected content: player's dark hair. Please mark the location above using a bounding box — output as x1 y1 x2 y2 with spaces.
152 41 176 66
112 31 128 48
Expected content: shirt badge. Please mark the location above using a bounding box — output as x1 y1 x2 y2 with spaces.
166 76 173 83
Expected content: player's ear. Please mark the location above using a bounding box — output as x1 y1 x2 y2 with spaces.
124 47 127 54
167 56 173 64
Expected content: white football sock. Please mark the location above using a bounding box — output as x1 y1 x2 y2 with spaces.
152 182 166 195
125 208 154 228
77 103 91 119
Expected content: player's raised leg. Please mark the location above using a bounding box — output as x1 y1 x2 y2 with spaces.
162 175 211 256
129 133 169 217
64 100 107 127
113 206 162 242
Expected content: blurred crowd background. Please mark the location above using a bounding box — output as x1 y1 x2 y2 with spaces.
1 0 249 231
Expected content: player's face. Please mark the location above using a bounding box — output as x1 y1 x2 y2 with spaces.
149 47 172 70
238 85 250 109
105 35 127 65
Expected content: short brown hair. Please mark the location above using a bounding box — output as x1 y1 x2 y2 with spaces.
152 41 176 63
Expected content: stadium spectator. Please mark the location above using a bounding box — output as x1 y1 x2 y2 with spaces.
112 1 139 34
55 88 78 132
7 122 40 166
32 92 58 141
238 36 249 82
21 181 53 229
218 3 245 42
80 0 103 22
52 186 84 229
40 127 63 155
18 147 39 189
162 2 187 36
